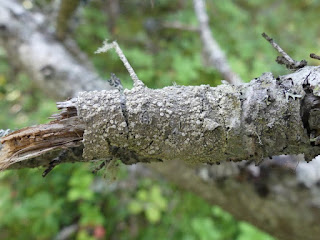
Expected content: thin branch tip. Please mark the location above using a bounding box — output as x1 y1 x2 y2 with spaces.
310 53 320 61
95 39 145 88
94 39 113 54
262 32 307 70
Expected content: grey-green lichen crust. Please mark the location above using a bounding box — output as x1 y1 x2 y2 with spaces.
77 67 320 164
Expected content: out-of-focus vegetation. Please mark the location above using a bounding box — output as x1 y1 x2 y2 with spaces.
1 0 320 239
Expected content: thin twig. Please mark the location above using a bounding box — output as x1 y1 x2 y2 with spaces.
193 0 242 85
310 53 320 60
95 40 145 88
92 160 107 174
262 32 307 70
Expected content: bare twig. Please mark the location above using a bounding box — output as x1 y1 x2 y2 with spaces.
310 53 320 61
262 32 307 70
95 40 145 88
193 0 242 85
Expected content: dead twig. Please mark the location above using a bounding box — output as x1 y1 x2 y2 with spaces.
310 53 320 61
262 32 307 70
193 0 242 85
95 40 145 88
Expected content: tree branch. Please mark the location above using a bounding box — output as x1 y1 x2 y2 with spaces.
193 0 242 84
153 156 320 240
2 66 320 170
2 2 320 240
0 0 113 99
262 32 307 70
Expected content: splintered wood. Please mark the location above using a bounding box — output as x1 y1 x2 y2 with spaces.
0 100 84 170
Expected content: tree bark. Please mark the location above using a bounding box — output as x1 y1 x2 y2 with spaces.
0 0 113 100
2 66 320 169
1 1 320 240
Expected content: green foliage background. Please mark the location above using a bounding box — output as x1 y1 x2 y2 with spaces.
1 0 320 239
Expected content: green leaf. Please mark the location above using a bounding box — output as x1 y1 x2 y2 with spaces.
137 189 148 201
145 206 161 224
128 200 143 214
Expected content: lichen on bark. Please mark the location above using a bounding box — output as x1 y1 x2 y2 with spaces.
77 66 320 165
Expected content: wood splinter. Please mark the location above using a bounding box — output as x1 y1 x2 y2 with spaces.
0 104 84 171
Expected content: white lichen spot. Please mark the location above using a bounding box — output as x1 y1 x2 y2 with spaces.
191 131 199 136
149 150 155 154
120 122 127 128
285 92 303 102
203 119 221 131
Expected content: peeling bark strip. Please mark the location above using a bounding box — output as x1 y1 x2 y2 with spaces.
0 100 84 170
0 117 84 170
1 66 320 170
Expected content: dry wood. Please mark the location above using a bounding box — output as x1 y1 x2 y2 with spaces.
0 109 84 170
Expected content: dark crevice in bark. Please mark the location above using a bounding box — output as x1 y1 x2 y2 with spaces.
300 73 320 146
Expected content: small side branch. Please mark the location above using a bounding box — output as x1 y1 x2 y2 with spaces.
95 41 145 88
310 53 320 61
262 32 307 70
193 0 242 85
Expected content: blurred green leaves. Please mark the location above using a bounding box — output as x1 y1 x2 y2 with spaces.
68 167 95 201
128 181 168 224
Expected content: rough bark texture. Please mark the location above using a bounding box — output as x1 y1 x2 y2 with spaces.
2 66 320 170
76 67 320 164
2 1 320 240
